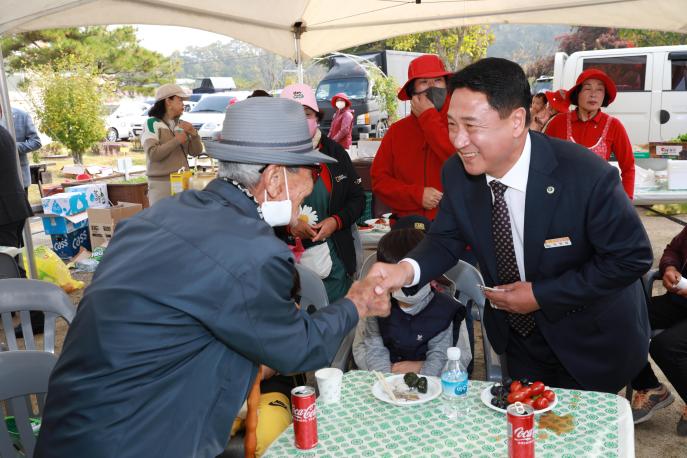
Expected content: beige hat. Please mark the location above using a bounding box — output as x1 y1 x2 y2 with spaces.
154 84 192 102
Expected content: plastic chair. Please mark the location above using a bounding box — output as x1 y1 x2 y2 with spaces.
294 264 329 313
444 260 503 382
0 350 58 458
0 253 20 280
0 279 76 353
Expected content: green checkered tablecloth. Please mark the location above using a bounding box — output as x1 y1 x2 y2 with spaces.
264 370 628 458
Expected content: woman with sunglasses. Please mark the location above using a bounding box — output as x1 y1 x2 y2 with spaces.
281 84 365 302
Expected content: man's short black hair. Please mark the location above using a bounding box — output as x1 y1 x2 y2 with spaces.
532 93 547 105
448 58 531 126
377 228 425 264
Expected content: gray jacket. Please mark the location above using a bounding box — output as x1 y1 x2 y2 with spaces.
35 179 358 458
4 107 42 186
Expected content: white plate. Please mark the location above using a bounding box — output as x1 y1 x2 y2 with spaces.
364 218 391 232
372 374 442 406
480 385 557 415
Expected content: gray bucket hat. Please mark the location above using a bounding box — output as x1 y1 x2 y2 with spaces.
204 97 336 165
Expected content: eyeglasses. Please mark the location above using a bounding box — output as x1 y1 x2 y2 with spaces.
258 164 323 182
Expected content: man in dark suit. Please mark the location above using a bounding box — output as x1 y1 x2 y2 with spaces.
369 58 653 393
0 125 32 250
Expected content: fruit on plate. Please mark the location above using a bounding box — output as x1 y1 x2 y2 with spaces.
489 378 556 410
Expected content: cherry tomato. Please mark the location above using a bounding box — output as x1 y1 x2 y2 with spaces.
542 390 556 402
510 381 523 393
533 397 550 410
507 390 527 404
523 397 536 406
519 386 533 398
530 381 545 396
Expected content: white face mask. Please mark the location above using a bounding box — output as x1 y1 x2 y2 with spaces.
335 100 346 110
392 284 432 314
261 168 293 227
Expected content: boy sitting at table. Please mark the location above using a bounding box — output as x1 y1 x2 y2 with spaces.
364 226 465 377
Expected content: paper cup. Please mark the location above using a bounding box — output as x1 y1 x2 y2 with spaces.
677 276 687 290
315 368 343 404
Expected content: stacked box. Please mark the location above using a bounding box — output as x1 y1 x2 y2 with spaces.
67 183 109 208
50 227 91 259
41 212 88 235
41 192 89 216
87 202 143 247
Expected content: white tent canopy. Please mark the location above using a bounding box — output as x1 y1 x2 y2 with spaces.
2 0 687 62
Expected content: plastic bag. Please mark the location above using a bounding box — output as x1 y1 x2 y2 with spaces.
23 246 85 293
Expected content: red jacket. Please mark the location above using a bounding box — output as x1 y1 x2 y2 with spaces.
328 108 353 149
371 101 455 220
545 110 635 198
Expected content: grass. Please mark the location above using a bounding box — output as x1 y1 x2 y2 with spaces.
28 141 146 205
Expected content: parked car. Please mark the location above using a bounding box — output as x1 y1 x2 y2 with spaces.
181 94 237 141
531 75 553 94
105 101 151 141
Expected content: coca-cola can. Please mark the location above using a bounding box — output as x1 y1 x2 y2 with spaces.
507 402 535 458
291 385 318 450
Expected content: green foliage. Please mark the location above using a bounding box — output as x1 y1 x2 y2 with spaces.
29 56 108 164
672 133 687 142
386 26 494 71
618 29 687 47
1 26 178 95
370 71 399 123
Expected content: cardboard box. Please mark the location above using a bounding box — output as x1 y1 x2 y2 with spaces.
67 183 109 208
50 226 91 260
650 142 687 158
41 192 89 216
41 212 88 235
87 202 142 247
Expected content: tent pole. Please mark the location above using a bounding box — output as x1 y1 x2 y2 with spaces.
292 22 306 84
0 40 39 279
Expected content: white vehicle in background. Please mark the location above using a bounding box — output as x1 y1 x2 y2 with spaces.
553 45 687 145
105 101 151 141
182 92 251 141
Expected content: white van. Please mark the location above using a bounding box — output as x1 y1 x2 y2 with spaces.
553 45 687 145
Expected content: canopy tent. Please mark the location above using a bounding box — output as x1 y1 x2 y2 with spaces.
2 0 687 62
2 0 686 277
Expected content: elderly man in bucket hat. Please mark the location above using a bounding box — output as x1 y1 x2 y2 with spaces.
35 98 391 458
371 54 455 220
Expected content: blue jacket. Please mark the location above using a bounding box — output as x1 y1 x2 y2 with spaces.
35 179 359 458
409 132 653 393
7 107 42 187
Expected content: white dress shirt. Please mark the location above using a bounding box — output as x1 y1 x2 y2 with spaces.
403 134 532 286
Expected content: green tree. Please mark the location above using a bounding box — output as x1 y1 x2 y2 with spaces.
386 26 494 71
618 29 687 47
1 26 178 95
30 57 108 164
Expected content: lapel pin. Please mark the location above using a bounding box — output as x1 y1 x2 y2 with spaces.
546 186 555 194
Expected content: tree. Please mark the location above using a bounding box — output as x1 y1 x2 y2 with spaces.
30 57 108 164
386 26 494 71
556 27 632 54
618 29 687 47
1 27 178 95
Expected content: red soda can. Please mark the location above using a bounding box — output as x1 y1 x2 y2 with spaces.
507 402 535 457
291 385 318 450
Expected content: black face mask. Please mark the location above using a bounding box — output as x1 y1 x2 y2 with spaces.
421 86 447 111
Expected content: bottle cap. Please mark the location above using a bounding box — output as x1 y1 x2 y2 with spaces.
447 346 460 361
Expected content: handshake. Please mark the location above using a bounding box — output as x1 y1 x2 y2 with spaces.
345 261 416 319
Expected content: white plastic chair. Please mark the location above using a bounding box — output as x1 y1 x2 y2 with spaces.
444 260 503 382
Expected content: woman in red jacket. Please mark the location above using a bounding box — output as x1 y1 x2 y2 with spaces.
371 54 454 220
544 69 635 198
328 93 354 149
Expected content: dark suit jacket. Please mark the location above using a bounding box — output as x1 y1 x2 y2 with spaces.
0 125 32 225
409 131 653 393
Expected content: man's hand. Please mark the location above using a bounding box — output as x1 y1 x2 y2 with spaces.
484 281 540 314
422 187 443 210
391 361 423 374
178 120 197 136
411 92 435 117
662 266 681 291
290 219 317 240
345 275 391 319
312 217 338 242
366 261 415 296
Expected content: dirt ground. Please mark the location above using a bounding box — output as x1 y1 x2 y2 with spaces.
40 209 687 456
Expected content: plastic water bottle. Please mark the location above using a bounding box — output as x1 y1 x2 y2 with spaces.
441 346 469 419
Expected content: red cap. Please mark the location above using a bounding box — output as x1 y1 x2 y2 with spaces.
568 68 617 106
398 54 451 101
331 92 351 108
545 89 570 113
